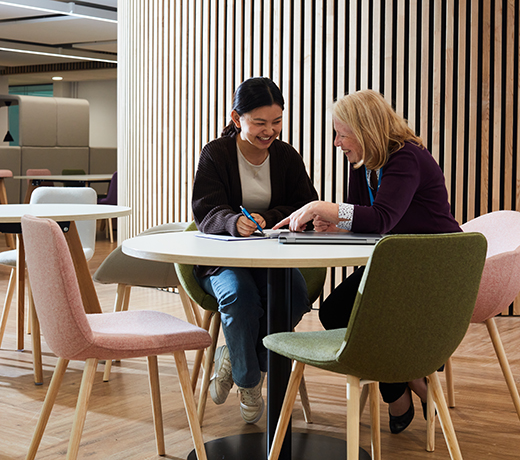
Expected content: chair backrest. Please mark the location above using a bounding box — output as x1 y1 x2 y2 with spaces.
93 222 188 287
174 221 219 312
21 215 94 360
61 168 86 187
336 233 487 383
461 210 520 322
30 186 97 261
26 168 53 186
98 171 117 205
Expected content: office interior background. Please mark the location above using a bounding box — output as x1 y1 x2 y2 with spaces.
1 0 520 303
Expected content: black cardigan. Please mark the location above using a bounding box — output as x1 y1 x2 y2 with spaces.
192 134 318 276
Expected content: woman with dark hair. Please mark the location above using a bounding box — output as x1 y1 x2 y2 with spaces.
192 77 318 424
274 89 461 434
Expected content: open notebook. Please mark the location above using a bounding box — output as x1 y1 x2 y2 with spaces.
278 231 383 245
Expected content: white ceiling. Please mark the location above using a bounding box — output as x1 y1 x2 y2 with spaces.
0 0 117 86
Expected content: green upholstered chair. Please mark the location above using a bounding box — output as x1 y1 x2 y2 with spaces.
174 221 327 424
61 168 86 187
93 222 200 382
263 233 487 460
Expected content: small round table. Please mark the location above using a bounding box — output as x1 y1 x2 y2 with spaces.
122 230 374 460
0 203 131 384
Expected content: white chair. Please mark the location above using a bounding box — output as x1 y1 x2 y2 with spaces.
0 186 97 383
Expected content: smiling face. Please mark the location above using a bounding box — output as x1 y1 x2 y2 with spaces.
333 117 364 166
232 104 283 155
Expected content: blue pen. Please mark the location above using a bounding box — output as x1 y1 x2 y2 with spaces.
240 206 266 236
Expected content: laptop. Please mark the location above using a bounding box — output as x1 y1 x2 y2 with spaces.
278 231 383 245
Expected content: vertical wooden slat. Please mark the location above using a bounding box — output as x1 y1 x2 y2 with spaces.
118 0 519 314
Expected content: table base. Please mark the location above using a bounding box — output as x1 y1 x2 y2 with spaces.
187 432 371 460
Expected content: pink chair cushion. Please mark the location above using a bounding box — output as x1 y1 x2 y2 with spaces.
21 215 211 361
462 211 520 322
0 169 13 178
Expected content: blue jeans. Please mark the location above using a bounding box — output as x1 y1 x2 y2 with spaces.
197 267 310 388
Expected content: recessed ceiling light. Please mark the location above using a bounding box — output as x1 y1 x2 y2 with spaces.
52 76 63 81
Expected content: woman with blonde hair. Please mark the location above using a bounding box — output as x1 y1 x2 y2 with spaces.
274 89 461 434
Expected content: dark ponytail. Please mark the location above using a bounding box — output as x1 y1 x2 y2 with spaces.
221 77 285 137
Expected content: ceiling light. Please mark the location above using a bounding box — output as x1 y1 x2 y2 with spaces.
0 0 117 24
0 46 117 64
52 76 63 81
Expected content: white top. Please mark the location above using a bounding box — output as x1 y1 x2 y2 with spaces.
122 230 374 268
237 146 271 212
0 204 131 222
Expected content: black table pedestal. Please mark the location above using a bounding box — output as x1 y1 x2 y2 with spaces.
187 432 371 459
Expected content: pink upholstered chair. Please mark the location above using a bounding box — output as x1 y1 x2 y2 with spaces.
427 210 520 451
21 214 210 460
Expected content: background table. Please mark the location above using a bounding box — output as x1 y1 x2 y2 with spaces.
122 230 374 460
0 203 131 384
14 174 114 203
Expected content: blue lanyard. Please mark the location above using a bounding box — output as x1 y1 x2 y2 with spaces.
365 166 382 206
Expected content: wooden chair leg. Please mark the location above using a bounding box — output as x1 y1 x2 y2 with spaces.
103 284 131 382
445 357 455 407
367 381 381 460
173 350 208 460
66 358 98 460
191 309 213 391
359 384 369 417
267 360 304 460
108 218 114 243
147 356 165 455
28 278 43 385
26 358 69 460
346 374 361 460
426 377 436 452
298 375 312 423
198 312 221 424
428 372 463 460
486 317 520 420
0 268 15 348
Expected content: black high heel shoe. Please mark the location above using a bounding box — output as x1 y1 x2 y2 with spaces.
389 392 415 434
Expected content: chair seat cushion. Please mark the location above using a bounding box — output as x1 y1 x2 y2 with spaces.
74 310 212 361
263 328 347 371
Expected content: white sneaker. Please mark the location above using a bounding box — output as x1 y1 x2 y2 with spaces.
209 345 234 405
239 372 265 424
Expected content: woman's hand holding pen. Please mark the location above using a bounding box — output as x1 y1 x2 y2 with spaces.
237 214 266 236
273 200 340 232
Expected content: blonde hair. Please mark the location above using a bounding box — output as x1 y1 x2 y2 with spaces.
332 89 424 170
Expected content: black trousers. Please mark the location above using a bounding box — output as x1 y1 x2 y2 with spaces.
319 267 408 404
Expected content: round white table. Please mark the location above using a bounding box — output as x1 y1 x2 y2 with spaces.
122 230 374 460
0 203 131 384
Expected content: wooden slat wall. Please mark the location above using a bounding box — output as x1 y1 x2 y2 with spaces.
118 0 520 307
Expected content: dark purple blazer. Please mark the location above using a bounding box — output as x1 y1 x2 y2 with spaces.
348 142 461 234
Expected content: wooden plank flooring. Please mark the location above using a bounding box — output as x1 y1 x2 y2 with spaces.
1 232 520 459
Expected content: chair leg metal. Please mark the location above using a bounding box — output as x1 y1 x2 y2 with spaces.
173 350 208 460
147 356 165 455
26 358 69 460
486 317 520 420
267 360 304 460
428 372 463 460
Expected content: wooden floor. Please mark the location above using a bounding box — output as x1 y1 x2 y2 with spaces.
1 231 520 459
